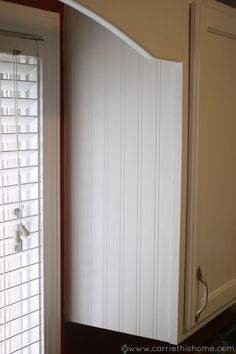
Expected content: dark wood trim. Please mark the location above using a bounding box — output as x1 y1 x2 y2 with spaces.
3 0 63 13
217 0 236 9
64 304 236 354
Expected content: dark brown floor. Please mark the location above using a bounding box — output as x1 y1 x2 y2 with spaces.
64 303 236 354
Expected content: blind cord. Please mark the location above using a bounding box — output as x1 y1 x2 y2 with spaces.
13 52 23 223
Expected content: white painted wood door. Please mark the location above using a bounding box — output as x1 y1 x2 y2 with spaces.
186 0 236 330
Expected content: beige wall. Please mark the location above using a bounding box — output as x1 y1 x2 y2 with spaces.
61 0 190 61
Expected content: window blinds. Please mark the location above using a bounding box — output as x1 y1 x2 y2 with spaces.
0 53 43 354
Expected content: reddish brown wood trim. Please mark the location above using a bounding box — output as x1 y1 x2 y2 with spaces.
64 304 236 354
217 0 236 9
3 0 63 13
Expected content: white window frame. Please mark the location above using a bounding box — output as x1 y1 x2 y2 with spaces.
0 1 61 354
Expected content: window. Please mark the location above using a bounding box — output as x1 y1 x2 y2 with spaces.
0 3 60 353
0 52 43 354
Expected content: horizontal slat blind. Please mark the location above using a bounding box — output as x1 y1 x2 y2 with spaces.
0 52 43 354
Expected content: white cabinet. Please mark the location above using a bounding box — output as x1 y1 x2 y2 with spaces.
63 0 236 345
186 0 236 330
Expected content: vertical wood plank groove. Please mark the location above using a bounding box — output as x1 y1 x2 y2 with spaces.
70 8 75 321
154 61 162 339
119 42 126 332
105 29 109 328
103 28 109 328
73 12 78 321
153 60 158 339
88 20 93 325
86 18 91 324
102 26 106 328
136 56 143 335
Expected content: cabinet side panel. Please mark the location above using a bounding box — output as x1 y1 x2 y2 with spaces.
64 8 183 343
157 61 183 342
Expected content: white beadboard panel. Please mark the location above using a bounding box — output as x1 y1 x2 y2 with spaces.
106 33 123 331
122 44 140 335
139 59 159 338
90 20 106 327
64 8 183 344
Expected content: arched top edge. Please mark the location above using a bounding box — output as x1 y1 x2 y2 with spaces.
60 0 155 59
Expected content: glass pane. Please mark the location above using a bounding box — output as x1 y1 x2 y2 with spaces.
1 116 38 134
0 51 43 354
1 151 39 169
